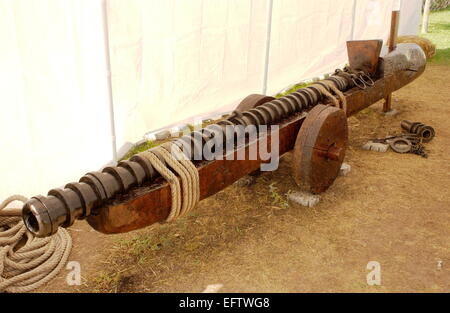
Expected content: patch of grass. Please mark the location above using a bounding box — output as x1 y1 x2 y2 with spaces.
91 271 121 292
269 183 289 209
421 8 450 65
119 235 152 256
276 82 310 98
120 140 160 161
116 232 176 262
120 119 223 161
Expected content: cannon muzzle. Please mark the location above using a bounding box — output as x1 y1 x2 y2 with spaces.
23 197 67 237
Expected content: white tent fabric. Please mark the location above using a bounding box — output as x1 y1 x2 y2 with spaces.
266 0 357 95
0 0 422 200
0 0 114 199
399 0 422 36
107 0 269 156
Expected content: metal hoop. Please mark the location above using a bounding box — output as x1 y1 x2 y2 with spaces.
359 72 374 86
351 74 367 90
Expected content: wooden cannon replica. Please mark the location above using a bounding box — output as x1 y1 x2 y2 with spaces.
22 40 426 237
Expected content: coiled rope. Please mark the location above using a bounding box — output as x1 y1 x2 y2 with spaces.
0 195 72 293
140 143 200 222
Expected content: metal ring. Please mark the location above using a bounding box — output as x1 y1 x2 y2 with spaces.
287 92 303 111
308 85 325 101
389 138 412 153
359 72 375 86
321 79 337 90
284 94 301 112
242 111 260 126
292 91 309 110
259 104 278 123
328 76 346 90
299 89 314 106
228 115 247 126
280 98 296 114
272 99 290 116
264 102 284 120
335 71 353 87
305 87 319 102
250 108 269 125
351 74 367 90
47 188 77 227
314 81 332 92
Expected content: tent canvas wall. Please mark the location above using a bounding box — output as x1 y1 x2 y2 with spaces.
0 0 422 201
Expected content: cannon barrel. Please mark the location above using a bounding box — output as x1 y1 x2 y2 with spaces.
23 42 426 237
23 74 351 237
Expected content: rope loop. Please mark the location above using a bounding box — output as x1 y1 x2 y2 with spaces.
0 195 72 293
311 81 347 114
139 142 200 223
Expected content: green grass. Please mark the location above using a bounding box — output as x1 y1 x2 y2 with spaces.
120 140 159 161
120 120 222 161
421 8 450 64
276 82 310 98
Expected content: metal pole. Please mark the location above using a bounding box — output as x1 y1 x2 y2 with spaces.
350 0 358 40
262 0 274 95
421 0 431 34
101 0 118 164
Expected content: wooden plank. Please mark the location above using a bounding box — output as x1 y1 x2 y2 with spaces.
384 10 400 113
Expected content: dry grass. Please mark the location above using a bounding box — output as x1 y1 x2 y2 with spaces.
80 64 450 292
81 65 449 293
397 36 436 59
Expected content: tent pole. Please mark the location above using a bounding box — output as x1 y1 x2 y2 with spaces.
350 0 358 40
421 0 431 34
262 0 274 95
101 0 118 164
383 8 400 113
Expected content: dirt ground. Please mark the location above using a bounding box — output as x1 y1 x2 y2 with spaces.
37 64 450 293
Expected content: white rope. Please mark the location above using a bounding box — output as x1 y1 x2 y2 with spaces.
140 143 200 222
0 195 72 293
312 84 339 107
321 80 347 113
312 82 347 113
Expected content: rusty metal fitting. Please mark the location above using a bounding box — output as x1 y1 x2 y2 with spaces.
351 74 367 89
389 137 413 153
400 120 435 142
358 71 375 86
334 70 354 88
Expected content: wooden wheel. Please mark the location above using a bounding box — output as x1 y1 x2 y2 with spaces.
235 94 275 112
292 104 348 194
